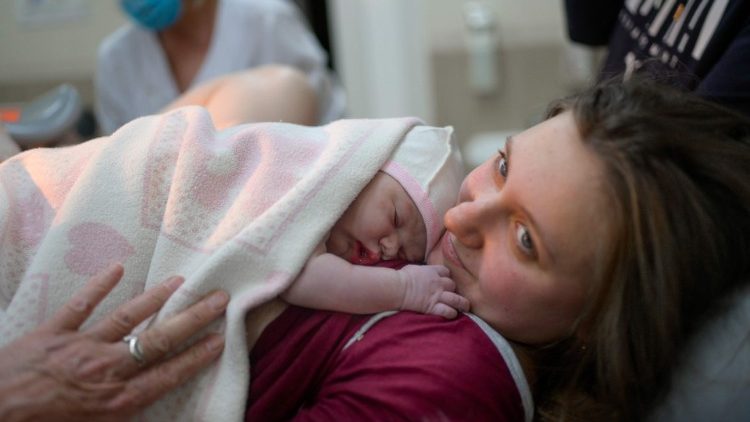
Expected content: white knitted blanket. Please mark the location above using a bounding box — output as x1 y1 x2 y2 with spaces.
0 106 419 421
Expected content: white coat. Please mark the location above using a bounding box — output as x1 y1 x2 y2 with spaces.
95 0 345 134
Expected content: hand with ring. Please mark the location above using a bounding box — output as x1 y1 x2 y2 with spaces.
0 263 229 421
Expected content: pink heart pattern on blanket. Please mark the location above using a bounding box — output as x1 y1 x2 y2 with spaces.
64 222 135 276
140 114 326 253
0 106 422 421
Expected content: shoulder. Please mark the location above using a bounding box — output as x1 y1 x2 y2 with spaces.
249 309 529 421
349 312 523 385
337 312 528 421
221 0 302 23
97 24 155 73
98 24 145 58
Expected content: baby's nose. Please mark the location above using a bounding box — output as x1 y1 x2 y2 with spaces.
379 235 399 260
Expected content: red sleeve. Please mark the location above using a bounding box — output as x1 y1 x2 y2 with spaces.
247 307 525 421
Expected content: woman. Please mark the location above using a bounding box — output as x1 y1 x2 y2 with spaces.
95 0 345 134
449 78 750 418
247 76 750 420
526 79 750 419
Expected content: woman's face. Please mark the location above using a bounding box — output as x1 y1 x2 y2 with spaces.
428 111 612 344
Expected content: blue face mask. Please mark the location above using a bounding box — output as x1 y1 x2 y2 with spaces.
120 0 183 31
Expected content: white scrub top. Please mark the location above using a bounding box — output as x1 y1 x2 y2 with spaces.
95 0 345 134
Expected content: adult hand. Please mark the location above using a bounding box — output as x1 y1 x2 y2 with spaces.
0 263 229 421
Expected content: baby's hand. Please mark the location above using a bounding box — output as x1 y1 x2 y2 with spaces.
398 264 470 319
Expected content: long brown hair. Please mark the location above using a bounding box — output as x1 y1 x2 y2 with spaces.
533 78 750 421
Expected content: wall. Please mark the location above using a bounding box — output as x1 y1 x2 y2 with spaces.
426 0 567 51
328 0 572 128
329 0 579 168
0 0 124 103
423 0 582 168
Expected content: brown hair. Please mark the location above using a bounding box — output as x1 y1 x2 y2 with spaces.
533 78 750 421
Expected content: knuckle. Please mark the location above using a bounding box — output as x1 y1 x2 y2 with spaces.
144 329 173 356
110 309 135 331
153 364 181 390
64 296 91 315
196 303 214 321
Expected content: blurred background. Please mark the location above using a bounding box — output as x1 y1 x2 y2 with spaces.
0 0 602 169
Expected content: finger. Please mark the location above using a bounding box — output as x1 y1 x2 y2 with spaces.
440 277 457 291
108 334 225 412
87 275 185 342
44 263 125 331
431 303 458 319
441 292 471 313
423 264 450 277
134 290 229 365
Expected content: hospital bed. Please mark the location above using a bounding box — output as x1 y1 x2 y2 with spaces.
0 83 82 149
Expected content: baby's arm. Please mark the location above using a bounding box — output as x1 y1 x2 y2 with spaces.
280 253 469 318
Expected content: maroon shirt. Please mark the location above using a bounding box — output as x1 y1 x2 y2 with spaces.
246 306 526 421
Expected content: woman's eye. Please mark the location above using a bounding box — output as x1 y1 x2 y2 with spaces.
496 150 508 178
515 223 535 256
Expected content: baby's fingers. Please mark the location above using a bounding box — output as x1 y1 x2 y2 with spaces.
439 276 457 292
429 303 458 319
426 264 451 278
440 291 470 314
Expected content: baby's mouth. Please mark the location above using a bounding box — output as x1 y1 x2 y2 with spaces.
351 241 380 265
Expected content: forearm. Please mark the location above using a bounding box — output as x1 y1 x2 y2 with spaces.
281 254 405 314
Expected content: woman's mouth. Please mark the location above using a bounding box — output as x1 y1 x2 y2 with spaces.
441 232 465 270
351 241 380 265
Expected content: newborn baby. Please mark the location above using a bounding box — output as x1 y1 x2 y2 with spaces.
281 126 470 319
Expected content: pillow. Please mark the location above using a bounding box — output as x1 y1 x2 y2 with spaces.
650 283 750 421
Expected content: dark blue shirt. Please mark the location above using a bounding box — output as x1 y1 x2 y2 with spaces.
565 0 750 115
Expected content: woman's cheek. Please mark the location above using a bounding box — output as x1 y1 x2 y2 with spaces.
478 255 521 303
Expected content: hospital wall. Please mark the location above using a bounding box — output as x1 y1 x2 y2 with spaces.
0 1 125 106
330 0 585 169
0 0 584 164
427 0 576 167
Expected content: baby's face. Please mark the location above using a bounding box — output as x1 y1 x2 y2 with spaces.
327 172 426 265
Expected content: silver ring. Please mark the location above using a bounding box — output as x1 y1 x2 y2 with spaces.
123 334 145 365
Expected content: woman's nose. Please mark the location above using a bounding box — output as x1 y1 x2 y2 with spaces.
444 198 494 249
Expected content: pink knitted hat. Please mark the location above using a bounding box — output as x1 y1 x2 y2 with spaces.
382 125 464 259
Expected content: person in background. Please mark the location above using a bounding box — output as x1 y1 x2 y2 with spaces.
564 0 750 115
95 0 345 134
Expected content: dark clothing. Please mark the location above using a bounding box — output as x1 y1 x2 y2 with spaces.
246 306 526 421
565 0 750 115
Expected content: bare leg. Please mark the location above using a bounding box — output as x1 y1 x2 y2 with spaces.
163 65 319 130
